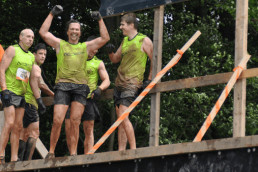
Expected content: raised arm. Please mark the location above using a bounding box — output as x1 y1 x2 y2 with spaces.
142 37 153 80
86 12 110 54
0 46 15 90
39 5 63 51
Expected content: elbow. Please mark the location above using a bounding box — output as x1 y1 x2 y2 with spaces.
109 56 119 64
106 35 110 42
107 80 111 87
39 29 46 39
39 29 43 37
104 36 110 44
38 83 45 89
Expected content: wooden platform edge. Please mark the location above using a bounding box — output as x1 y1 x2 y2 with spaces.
1 135 258 171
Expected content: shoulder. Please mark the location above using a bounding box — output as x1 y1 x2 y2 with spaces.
143 36 152 45
32 64 41 77
122 37 128 43
93 56 103 67
5 45 16 57
59 39 67 46
98 61 106 70
138 33 147 38
32 64 41 72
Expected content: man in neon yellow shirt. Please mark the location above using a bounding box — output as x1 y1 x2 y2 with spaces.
0 29 35 163
18 43 54 161
65 36 110 154
106 13 153 151
39 5 110 157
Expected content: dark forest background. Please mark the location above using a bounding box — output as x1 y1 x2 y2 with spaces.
0 0 257 161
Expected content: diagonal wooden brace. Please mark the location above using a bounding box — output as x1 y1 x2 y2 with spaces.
193 54 251 142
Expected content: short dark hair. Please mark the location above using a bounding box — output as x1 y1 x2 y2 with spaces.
34 43 46 53
65 19 81 33
121 13 138 29
86 35 98 42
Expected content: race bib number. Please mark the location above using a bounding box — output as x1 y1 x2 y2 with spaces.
16 68 30 83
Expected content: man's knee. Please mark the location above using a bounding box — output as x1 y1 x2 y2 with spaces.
13 122 23 133
30 130 39 139
53 117 63 128
83 121 94 135
70 117 81 126
5 120 15 130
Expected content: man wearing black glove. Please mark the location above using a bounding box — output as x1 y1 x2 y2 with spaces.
107 13 153 151
1 90 11 107
50 5 63 16
65 36 110 154
18 43 54 161
0 29 35 164
39 5 110 157
106 43 116 54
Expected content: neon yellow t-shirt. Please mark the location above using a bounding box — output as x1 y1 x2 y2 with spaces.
56 40 88 84
25 79 39 109
86 56 102 98
1 45 35 96
115 33 148 90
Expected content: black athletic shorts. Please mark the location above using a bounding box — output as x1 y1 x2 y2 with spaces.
65 99 101 122
1 90 26 108
23 103 39 128
54 82 90 106
113 87 139 107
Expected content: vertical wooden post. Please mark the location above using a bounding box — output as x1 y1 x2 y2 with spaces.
0 111 4 136
0 111 4 155
233 0 248 137
149 5 164 146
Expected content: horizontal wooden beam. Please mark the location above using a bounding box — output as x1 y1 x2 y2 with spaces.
1 135 258 171
42 68 258 105
151 67 258 93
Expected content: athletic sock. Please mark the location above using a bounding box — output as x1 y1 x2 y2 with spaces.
18 140 26 161
24 137 37 160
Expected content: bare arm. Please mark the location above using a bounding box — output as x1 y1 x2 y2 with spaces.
142 37 153 80
30 64 41 99
39 76 54 97
86 19 110 55
0 46 15 90
98 62 110 91
39 13 61 51
108 44 122 64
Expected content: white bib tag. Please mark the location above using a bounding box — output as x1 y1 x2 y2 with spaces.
16 68 30 83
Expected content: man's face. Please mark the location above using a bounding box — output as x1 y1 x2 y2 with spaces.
34 49 46 65
20 29 34 49
120 21 133 36
67 23 81 42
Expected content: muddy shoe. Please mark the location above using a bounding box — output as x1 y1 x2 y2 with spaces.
10 158 20 163
0 156 5 165
45 153 55 159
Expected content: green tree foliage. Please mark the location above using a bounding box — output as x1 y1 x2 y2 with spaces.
0 0 257 160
